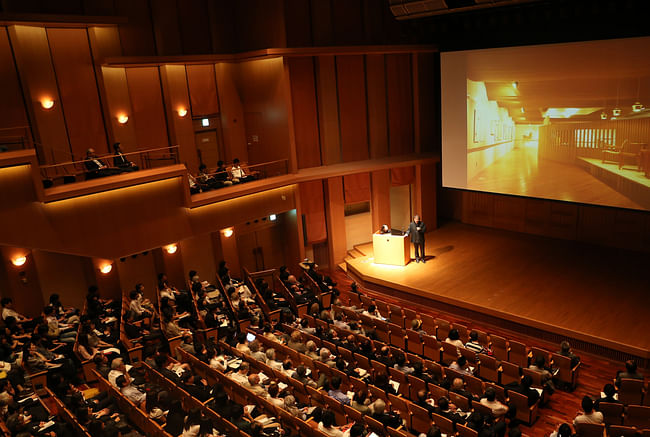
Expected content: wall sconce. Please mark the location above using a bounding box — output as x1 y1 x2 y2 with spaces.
269 214 277 221
222 228 234 238
165 244 178 254
99 263 113 274
177 108 188 118
11 255 27 267
612 108 622 117
117 113 129 124
40 98 55 110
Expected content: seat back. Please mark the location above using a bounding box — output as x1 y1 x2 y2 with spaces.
552 352 579 388
457 423 479 437
500 361 521 386
421 314 436 336
598 401 623 426
449 391 471 411
423 335 441 362
389 304 404 328
465 374 485 398
608 424 639 437
407 375 428 400
431 412 455 435
508 390 538 426
530 347 550 367
407 402 433 435
344 404 365 424
389 323 406 350
508 340 528 367
477 353 499 383
406 329 423 355
490 334 508 362
619 378 645 405
429 384 449 401
472 400 495 418
388 393 412 429
522 367 544 388
454 323 469 343
365 415 387 436
441 341 460 365
323 394 348 427
624 405 650 429
435 318 451 340
424 359 444 382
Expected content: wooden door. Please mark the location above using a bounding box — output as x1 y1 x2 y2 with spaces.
244 112 263 165
194 129 219 168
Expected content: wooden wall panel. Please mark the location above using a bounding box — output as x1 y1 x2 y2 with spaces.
125 67 170 149
82 0 116 15
343 173 370 204
492 195 526 232
414 163 437 231
234 58 290 165
215 63 247 163
416 52 438 153
310 0 333 46
150 0 182 56
365 54 389 159
177 0 213 54
0 28 29 135
284 0 313 47
32 250 89 312
153 246 186 292
386 54 414 156
101 66 137 150
336 55 369 162
47 28 108 158
316 56 341 165
180 234 216 285
371 169 391 231
187 64 219 116
9 25 70 164
325 177 347 268
234 0 286 51
299 181 327 244
160 65 199 173
114 0 157 56
206 2 237 54
0 247 44 318
331 0 364 45
288 57 321 169
116 253 158 302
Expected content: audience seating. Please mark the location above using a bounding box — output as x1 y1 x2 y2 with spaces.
509 390 539 425
552 352 581 390
619 378 646 405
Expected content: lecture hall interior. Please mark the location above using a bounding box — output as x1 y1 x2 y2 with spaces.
0 1 649 437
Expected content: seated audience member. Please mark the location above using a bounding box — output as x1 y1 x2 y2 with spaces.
318 409 345 437
506 375 540 406
288 331 307 353
595 383 619 410
529 355 555 393
188 172 208 194
410 318 427 335
43 305 76 344
230 158 249 183
1 298 32 326
116 374 146 408
574 396 603 425
465 331 490 355
165 399 186 436
213 161 233 187
371 398 403 429
449 355 473 376
550 423 574 437
84 148 122 178
351 390 372 414
327 376 350 405
415 389 436 415
231 404 253 434
558 341 580 368
230 361 250 385
445 328 464 350
112 142 138 171
480 387 509 416
267 383 284 409
362 304 382 319
435 396 467 425
292 365 317 388
615 360 644 387
451 378 476 402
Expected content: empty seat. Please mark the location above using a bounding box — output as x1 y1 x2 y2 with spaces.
435 318 451 341
423 335 442 362
477 353 500 383
619 378 645 405
500 361 521 386
490 334 509 362
598 401 623 426
508 390 538 426
406 329 423 356
552 352 580 391
624 405 650 429
508 340 528 368
607 425 637 437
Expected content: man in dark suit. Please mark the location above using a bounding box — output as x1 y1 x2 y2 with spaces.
112 143 138 171
84 148 122 179
407 214 427 263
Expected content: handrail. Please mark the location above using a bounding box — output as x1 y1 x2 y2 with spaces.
202 158 289 178
40 145 180 170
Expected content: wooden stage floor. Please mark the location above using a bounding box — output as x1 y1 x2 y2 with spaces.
345 222 650 360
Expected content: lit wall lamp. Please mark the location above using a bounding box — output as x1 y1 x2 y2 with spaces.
177 108 188 118
222 227 234 238
99 263 113 274
11 255 27 267
165 244 178 254
117 113 129 124
269 214 277 221
40 98 55 110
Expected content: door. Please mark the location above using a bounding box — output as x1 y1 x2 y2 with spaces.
236 225 285 273
244 112 264 165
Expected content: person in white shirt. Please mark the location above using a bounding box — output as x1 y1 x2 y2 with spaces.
318 410 346 437
230 362 250 385
574 396 603 425
480 387 508 416
1 298 30 323
449 356 473 376
230 158 247 183
445 329 465 350
265 349 283 371
108 357 126 386
117 374 146 407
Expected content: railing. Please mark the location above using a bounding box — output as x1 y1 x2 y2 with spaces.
39 145 180 183
0 126 32 152
191 158 289 194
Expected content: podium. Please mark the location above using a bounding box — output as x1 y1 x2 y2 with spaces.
372 232 410 266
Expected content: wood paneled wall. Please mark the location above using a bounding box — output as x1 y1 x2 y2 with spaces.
287 52 436 169
442 189 650 253
1 0 411 55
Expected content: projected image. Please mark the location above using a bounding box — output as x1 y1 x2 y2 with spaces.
442 37 650 211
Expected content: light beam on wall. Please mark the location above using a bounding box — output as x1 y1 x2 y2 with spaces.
100 263 113 274
40 98 55 110
11 256 27 267
177 108 188 118
165 244 178 254
117 113 129 124
222 227 234 238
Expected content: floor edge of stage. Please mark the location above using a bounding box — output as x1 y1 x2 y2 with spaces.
344 257 650 363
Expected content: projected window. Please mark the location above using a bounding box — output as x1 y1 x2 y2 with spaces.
441 37 650 211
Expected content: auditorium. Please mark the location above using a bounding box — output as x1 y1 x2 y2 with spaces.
0 1 648 436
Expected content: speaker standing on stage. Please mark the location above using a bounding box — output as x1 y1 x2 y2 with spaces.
407 214 427 263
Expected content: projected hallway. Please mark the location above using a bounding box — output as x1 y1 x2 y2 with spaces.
467 145 643 209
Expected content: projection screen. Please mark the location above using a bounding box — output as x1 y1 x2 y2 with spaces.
441 37 650 211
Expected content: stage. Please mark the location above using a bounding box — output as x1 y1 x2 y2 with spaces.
345 222 650 361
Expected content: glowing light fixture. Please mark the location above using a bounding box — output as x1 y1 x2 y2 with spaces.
117 113 129 124
40 98 55 110
520 107 525 113
601 111 608 120
222 227 234 238
632 102 645 112
165 244 178 254
269 214 277 221
201 118 210 127
100 263 113 274
612 108 622 117
12 256 27 267
177 108 188 118
512 81 518 89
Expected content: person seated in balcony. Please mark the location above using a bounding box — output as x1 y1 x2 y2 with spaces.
84 148 122 179
112 143 138 172
197 164 217 190
214 160 233 188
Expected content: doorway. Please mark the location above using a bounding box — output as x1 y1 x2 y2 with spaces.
236 223 284 273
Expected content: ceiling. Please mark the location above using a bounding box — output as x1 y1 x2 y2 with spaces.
463 37 650 123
